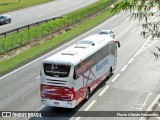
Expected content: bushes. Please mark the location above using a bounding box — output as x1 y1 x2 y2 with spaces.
0 0 115 54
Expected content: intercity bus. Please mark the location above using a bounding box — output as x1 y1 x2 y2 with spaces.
40 34 120 108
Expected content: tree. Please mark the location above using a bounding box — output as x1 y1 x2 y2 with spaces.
112 0 160 58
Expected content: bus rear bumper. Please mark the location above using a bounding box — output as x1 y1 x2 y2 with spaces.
41 99 76 108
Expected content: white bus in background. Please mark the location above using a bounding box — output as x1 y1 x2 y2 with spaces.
40 34 120 108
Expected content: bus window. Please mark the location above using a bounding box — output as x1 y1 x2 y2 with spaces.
115 44 117 57
43 64 71 77
110 43 116 56
103 45 109 57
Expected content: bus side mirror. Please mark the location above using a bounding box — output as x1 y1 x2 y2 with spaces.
115 41 120 48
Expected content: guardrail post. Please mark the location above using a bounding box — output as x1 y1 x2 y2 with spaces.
2 39 5 50
28 25 30 30
28 31 30 42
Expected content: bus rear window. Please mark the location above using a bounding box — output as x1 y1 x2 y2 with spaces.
43 64 71 77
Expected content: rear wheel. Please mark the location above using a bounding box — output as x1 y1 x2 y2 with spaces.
108 67 112 78
8 19 11 23
85 88 90 101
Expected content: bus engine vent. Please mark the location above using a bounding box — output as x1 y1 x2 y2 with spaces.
61 51 77 55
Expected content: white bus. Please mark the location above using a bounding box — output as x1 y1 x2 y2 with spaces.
40 34 120 108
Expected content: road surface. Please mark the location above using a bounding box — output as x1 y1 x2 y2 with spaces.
0 0 98 33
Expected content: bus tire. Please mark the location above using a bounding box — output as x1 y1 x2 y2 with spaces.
108 67 112 78
85 88 90 101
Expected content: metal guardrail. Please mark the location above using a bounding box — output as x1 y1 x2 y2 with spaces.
0 16 63 38
0 0 116 55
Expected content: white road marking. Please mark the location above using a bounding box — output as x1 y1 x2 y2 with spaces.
139 117 147 120
121 65 128 72
128 58 134 64
84 100 96 111
145 94 160 111
98 86 109 96
158 103 160 107
134 36 151 58
131 27 137 33
111 73 120 83
36 76 40 79
0 13 118 80
131 93 152 112
75 117 81 120
156 117 160 120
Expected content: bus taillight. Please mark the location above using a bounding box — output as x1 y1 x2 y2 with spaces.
71 87 75 100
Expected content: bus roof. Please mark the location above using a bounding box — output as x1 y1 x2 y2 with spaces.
43 34 114 65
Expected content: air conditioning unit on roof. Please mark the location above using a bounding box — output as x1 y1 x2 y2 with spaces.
61 51 77 55
74 44 90 48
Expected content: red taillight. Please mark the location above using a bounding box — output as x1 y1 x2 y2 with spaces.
40 84 75 101
71 87 75 100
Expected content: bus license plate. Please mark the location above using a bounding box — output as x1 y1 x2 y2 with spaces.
54 102 59 105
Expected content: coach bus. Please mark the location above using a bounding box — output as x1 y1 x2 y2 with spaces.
40 34 120 108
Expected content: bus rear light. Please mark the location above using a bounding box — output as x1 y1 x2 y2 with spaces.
40 84 75 101
70 94 74 100
71 87 75 100
54 102 59 105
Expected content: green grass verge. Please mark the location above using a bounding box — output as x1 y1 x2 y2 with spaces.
0 0 52 13
0 0 115 54
0 8 114 75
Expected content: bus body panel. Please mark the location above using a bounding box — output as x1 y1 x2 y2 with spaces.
40 34 120 108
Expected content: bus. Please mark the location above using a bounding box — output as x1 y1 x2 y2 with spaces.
40 34 120 108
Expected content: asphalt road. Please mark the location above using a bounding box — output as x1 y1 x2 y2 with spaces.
0 12 160 120
0 0 98 33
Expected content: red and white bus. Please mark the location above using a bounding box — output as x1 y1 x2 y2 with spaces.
40 34 120 108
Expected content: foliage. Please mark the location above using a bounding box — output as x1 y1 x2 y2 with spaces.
0 0 115 55
112 0 160 58
0 9 113 75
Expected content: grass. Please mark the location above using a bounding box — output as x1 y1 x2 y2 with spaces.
0 0 116 76
0 8 114 75
0 0 52 13
0 0 115 54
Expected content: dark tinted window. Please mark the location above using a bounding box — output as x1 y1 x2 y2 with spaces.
44 64 71 77
0 16 5 19
78 40 93 44
100 31 109 34
103 45 109 57
110 43 116 56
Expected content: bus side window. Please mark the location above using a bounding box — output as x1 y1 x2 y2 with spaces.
110 43 116 56
103 45 109 57
73 69 77 80
115 44 117 57
74 64 80 80
95 49 103 64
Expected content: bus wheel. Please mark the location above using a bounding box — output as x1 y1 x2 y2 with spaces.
85 88 90 101
108 67 112 78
